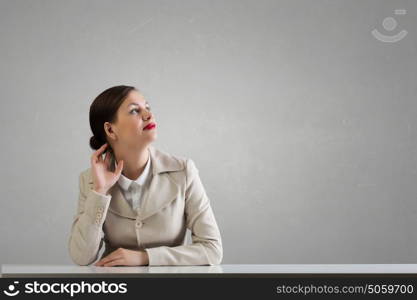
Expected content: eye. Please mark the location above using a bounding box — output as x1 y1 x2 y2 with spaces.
130 106 151 114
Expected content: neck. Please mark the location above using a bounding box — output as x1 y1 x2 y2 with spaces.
114 145 150 180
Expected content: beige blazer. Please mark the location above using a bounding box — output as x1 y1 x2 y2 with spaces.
68 145 223 266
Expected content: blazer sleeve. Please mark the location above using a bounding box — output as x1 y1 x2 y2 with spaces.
67 171 112 266
144 158 223 265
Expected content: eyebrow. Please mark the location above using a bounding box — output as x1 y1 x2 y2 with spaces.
127 101 149 108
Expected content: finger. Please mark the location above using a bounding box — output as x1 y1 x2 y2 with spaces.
95 256 120 267
95 252 121 266
91 143 108 163
104 150 111 165
94 258 106 266
94 260 103 266
103 259 125 267
91 153 103 165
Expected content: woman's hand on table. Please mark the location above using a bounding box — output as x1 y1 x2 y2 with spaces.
94 248 149 267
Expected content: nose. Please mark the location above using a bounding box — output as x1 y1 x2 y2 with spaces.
142 109 152 121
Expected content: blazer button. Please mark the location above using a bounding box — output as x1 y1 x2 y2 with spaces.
136 221 143 228
98 207 104 213
97 212 102 219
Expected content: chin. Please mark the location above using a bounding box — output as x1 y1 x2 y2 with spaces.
144 132 157 143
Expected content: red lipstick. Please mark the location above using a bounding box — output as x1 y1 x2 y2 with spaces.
143 123 156 130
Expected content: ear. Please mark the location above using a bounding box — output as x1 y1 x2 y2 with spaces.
104 121 117 141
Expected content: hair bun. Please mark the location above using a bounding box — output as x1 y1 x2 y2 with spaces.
89 135 104 150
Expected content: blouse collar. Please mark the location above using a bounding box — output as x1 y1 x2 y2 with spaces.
117 150 152 191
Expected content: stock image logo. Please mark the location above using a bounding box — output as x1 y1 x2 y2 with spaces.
2 280 128 297
3 281 20 297
372 9 408 43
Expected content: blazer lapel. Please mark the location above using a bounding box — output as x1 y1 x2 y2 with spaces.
87 177 137 219
139 145 184 220
86 145 185 221
108 185 137 219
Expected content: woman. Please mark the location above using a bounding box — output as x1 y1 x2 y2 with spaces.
68 85 223 266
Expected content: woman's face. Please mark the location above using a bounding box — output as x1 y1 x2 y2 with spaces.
107 90 157 151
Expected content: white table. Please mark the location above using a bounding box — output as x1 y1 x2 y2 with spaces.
2 264 417 278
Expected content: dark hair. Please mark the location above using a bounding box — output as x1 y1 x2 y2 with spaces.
89 85 138 151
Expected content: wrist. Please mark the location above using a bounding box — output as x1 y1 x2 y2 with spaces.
142 250 149 266
93 187 108 195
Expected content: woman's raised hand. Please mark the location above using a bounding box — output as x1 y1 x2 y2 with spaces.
90 143 124 195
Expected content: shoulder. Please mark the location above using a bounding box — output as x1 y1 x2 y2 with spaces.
150 145 198 175
155 146 198 171
151 145 187 170
78 146 199 183
150 146 200 186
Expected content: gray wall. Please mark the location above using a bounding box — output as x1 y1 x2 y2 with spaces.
1 0 416 265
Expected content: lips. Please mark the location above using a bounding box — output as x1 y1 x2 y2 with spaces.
143 122 156 130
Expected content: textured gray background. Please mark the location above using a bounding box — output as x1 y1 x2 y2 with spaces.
1 0 416 265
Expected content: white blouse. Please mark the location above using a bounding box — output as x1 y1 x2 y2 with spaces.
116 153 152 211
